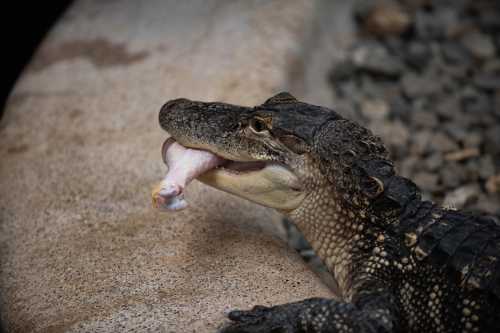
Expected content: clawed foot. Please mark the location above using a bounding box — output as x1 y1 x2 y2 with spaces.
219 304 301 333
218 298 361 333
219 299 331 333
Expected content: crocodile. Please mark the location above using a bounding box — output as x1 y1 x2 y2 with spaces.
155 92 500 332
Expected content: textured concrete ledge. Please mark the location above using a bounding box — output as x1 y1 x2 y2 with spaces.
0 1 333 332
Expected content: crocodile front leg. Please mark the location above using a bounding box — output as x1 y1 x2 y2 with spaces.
219 292 400 333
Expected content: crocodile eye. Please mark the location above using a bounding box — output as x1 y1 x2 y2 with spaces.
249 118 268 134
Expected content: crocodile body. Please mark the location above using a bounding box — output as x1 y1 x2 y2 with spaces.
158 93 500 332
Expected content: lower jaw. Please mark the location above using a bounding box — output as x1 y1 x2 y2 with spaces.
197 163 305 211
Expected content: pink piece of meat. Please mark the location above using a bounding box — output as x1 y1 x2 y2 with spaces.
155 138 224 211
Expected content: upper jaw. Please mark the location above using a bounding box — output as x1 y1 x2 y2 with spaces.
163 137 305 211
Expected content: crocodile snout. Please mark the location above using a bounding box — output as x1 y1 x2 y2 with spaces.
159 98 191 131
161 98 191 112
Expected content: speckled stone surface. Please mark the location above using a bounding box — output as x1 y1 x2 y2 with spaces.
0 1 333 332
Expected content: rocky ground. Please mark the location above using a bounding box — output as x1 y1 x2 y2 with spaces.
331 0 500 213
285 0 500 289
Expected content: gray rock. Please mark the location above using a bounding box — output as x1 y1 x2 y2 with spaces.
461 91 492 117
351 41 405 77
424 153 444 171
370 119 410 150
441 41 472 66
380 83 402 102
473 194 500 215
413 172 440 192
360 75 397 99
495 34 500 52
430 132 459 153
461 31 496 60
399 155 419 179
435 96 461 119
333 99 361 123
474 73 500 91
414 10 445 40
404 41 431 70
440 63 469 81
360 98 390 121
336 80 361 99
460 87 493 125
444 123 468 143
463 159 481 181
478 155 496 179
329 60 357 82
388 94 412 121
352 0 376 23
384 37 407 59
359 75 379 99
478 10 500 33
462 132 483 149
482 59 500 74
495 90 500 116
411 109 439 129
441 162 467 189
442 183 481 209
461 85 480 100
411 130 433 155
402 72 441 99
484 125 500 155
436 7 461 38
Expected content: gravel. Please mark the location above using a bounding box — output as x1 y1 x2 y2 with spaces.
351 41 406 77
461 32 496 60
328 0 500 214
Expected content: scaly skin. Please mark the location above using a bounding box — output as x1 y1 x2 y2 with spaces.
158 93 500 332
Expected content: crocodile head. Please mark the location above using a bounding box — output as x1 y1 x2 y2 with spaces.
158 92 391 214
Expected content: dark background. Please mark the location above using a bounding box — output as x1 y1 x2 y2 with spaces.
1 1 72 117
0 2 71 332
1 2 71 330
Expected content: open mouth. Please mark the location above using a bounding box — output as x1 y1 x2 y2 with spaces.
153 137 304 212
221 160 267 173
161 137 270 176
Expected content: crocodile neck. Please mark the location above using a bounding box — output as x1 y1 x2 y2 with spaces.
287 163 424 300
288 184 368 299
